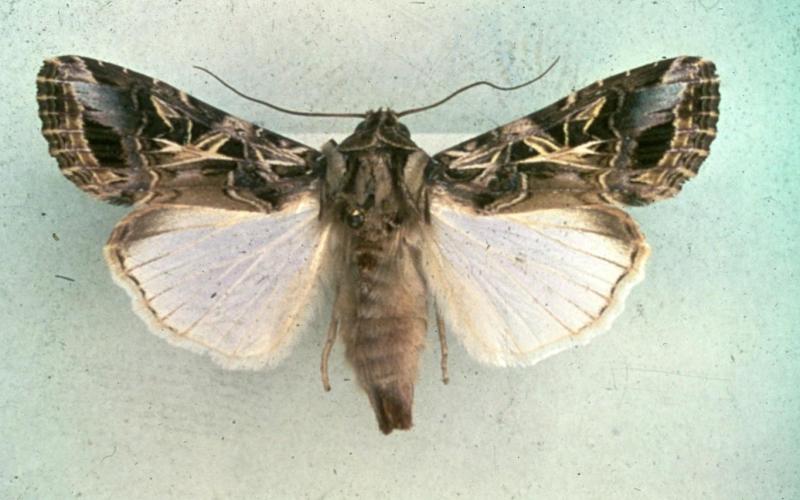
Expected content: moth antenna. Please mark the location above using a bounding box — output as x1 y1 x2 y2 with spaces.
193 65 367 119
396 57 560 117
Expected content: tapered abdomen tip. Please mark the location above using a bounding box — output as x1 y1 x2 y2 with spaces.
367 383 414 434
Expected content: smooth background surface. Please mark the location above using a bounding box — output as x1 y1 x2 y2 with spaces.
2 1 798 498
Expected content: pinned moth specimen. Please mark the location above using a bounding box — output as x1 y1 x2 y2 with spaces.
37 55 719 434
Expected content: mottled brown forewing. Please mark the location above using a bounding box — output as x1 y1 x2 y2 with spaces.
37 55 320 211
430 57 719 213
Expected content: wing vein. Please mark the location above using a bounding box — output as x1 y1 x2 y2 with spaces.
437 214 619 292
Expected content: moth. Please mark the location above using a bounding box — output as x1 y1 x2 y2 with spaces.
37 55 719 434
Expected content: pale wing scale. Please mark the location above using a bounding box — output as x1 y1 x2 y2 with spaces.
105 196 331 369
423 203 649 366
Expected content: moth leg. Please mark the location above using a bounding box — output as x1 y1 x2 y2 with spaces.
321 316 339 392
435 303 449 385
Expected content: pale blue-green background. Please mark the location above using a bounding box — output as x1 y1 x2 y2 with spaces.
1 0 798 498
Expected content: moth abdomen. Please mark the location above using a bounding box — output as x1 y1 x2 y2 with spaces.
340 241 428 434
346 315 427 434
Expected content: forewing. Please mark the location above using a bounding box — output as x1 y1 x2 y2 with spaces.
423 202 648 366
104 195 332 369
37 55 319 211
431 56 719 211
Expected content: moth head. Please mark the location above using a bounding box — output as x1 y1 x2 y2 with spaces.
338 109 417 151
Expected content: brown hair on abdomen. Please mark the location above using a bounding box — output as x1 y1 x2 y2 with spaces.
340 242 428 434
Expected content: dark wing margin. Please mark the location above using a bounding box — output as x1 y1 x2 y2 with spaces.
37 55 320 212
430 56 719 212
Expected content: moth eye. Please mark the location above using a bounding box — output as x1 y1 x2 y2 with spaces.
346 208 365 228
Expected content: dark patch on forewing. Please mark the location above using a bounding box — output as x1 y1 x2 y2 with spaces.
430 56 719 212
37 55 321 211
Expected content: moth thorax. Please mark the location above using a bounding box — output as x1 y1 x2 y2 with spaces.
322 141 430 232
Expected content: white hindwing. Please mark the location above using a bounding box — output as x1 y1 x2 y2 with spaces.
105 196 331 369
424 202 650 366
